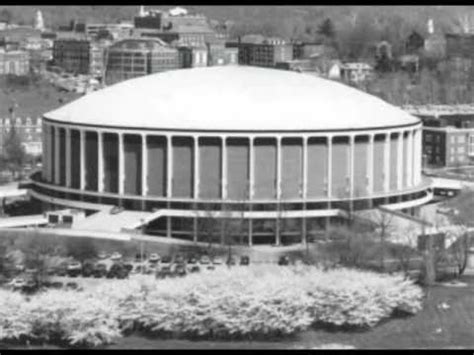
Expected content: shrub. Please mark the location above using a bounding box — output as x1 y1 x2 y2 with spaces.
0 266 424 347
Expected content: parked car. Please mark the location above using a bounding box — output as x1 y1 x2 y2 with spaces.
65 282 79 290
187 254 198 264
212 257 224 266
81 262 95 277
22 279 38 293
278 255 290 266
174 254 186 265
98 252 108 260
240 256 250 266
56 262 68 276
93 263 107 278
161 255 172 266
110 252 122 261
67 261 82 277
226 256 237 266
174 263 187 277
147 263 157 275
189 265 200 273
149 253 161 263
156 264 172 279
9 277 27 290
107 263 123 279
123 263 134 273
199 255 211 265
50 281 64 289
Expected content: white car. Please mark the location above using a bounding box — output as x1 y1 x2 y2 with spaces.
149 253 161 263
212 257 224 265
110 252 122 261
97 252 108 259
9 278 27 289
67 261 82 271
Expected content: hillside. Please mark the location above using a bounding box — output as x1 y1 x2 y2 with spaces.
1 6 469 60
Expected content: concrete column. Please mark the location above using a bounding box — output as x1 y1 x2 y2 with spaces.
349 135 355 199
167 135 173 198
384 133 391 193
221 136 227 199
276 136 282 199
65 128 71 187
142 134 148 196
413 129 420 186
301 136 308 245
327 135 332 198
54 126 60 184
194 136 199 199
397 131 404 191
80 130 86 190
275 137 282 246
118 132 124 195
367 134 374 196
97 131 104 193
249 137 254 199
407 130 413 188
43 124 49 182
302 136 308 199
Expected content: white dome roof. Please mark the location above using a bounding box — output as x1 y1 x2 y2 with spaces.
45 66 419 132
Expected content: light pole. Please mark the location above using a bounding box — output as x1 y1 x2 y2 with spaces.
140 218 145 274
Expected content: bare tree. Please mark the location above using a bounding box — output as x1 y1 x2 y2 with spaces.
370 207 395 272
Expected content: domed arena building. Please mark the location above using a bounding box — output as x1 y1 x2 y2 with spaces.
31 66 433 245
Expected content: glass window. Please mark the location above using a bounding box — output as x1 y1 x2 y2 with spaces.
469 135 474 155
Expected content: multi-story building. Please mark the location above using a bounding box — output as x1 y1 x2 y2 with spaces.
35 67 430 245
52 38 107 78
340 63 374 85
105 38 179 86
404 105 474 167
0 49 29 75
206 41 238 66
445 33 474 59
0 116 42 156
134 7 219 47
226 38 293 68
177 45 208 68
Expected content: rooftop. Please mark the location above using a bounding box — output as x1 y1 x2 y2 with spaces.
403 104 474 116
45 66 420 132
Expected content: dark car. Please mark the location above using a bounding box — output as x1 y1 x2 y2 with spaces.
174 263 187 277
50 281 64 289
156 264 172 279
66 261 82 278
123 263 134 273
93 263 107 278
187 255 198 264
189 265 200 273
240 256 250 266
81 262 95 278
56 263 68 276
174 254 186 265
278 255 290 266
107 263 123 279
65 282 79 290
